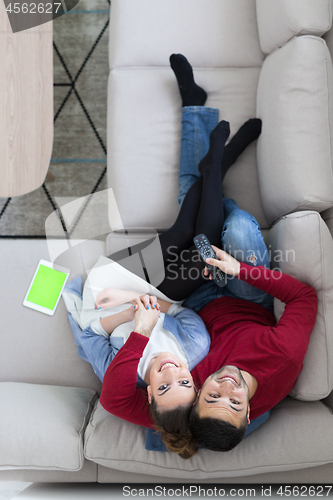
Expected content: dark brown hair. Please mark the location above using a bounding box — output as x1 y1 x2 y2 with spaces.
189 404 247 451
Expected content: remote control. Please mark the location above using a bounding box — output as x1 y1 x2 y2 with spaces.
193 234 227 287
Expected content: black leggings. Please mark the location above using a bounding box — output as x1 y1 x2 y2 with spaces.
108 120 255 301
157 171 223 300
109 171 223 301
109 124 227 301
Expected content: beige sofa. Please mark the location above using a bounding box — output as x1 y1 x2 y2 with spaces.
2 0 333 484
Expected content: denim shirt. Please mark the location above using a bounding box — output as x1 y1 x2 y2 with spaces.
66 277 211 383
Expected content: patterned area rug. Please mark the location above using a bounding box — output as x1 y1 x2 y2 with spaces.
0 0 110 237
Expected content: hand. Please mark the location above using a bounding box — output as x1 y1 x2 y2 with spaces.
95 288 140 310
133 295 161 338
204 246 241 278
99 304 136 335
135 294 161 311
125 304 136 323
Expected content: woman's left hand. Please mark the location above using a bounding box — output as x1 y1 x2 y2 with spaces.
132 296 161 338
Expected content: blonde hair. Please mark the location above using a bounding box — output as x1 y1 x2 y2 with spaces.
155 426 199 459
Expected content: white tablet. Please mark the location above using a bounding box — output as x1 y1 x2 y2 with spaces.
23 260 70 316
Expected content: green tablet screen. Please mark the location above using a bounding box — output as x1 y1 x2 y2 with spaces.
27 265 67 310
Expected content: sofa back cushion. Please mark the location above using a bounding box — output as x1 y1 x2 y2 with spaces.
84 398 333 478
266 211 333 400
108 66 269 231
109 0 263 69
257 36 333 226
107 0 268 231
256 0 333 54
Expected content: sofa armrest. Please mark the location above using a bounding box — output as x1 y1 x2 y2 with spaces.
0 382 97 472
266 211 333 401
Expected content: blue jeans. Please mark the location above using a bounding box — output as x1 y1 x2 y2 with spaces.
178 107 274 314
178 106 219 206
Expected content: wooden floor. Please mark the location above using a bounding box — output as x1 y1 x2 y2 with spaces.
0 2 109 237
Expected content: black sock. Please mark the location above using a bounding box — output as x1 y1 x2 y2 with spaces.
170 54 207 107
221 118 262 180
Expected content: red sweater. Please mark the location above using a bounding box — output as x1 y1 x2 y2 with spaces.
193 263 318 420
100 263 318 426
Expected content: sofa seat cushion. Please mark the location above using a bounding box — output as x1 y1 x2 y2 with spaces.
0 382 97 471
0 239 102 393
256 0 333 55
257 36 333 225
109 0 264 69
84 398 333 479
266 211 333 400
108 66 269 231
